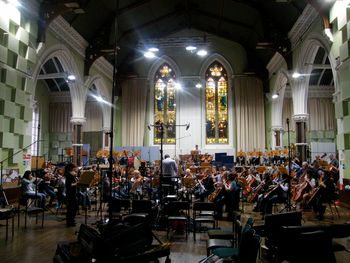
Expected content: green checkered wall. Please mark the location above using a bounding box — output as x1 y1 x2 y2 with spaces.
0 9 37 166
330 3 350 179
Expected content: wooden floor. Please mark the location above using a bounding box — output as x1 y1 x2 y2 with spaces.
1 202 350 263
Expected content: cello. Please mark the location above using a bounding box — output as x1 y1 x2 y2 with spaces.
307 175 329 206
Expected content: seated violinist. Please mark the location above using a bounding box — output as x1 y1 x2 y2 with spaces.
260 172 289 218
194 169 214 201
130 170 144 199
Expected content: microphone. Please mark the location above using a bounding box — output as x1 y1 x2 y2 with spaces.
286 118 289 125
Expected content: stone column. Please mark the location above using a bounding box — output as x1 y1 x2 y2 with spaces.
271 126 284 149
71 117 86 166
103 127 111 148
293 114 308 162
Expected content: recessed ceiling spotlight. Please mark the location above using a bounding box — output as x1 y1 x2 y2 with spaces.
195 83 202 88
186 45 197 51
144 51 155 58
197 49 208 57
148 47 159 52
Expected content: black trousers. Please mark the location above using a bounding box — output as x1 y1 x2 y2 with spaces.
66 197 78 224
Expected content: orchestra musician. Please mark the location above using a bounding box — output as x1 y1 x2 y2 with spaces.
65 163 78 227
21 170 47 209
38 170 56 207
162 154 178 195
223 171 241 219
130 170 144 199
194 169 214 201
308 169 338 220
260 172 289 218
298 169 316 209
252 171 272 212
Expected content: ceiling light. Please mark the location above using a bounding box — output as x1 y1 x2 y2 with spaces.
195 83 202 88
197 49 208 57
144 51 155 58
148 47 159 52
67 74 76 81
175 83 182 90
272 93 279 99
292 72 301 79
95 96 104 103
186 45 197 52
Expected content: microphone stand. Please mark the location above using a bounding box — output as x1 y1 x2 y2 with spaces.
280 118 293 213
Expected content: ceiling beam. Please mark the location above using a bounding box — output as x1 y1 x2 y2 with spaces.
118 9 183 41
37 72 67 80
306 64 332 69
117 0 152 15
190 7 262 38
37 1 86 44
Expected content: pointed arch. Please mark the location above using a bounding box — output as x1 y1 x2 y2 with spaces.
293 32 338 118
271 69 289 129
84 75 112 131
148 55 181 81
199 53 234 84
33 44 87 123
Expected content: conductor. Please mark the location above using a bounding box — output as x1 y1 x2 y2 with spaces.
162 154 178 195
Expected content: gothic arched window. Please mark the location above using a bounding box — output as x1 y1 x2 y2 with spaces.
154 63 176 144
205 62 228 144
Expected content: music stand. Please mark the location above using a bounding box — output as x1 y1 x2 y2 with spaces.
77 171 95 224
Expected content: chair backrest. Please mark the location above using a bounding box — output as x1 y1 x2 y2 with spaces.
264 211 302 247
166 201 190 216
283 230 336 263
131 199 152 214
193 202 216 217
109 199 130 213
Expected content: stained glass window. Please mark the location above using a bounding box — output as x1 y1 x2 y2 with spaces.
154 63 176 144
205 62 228 144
